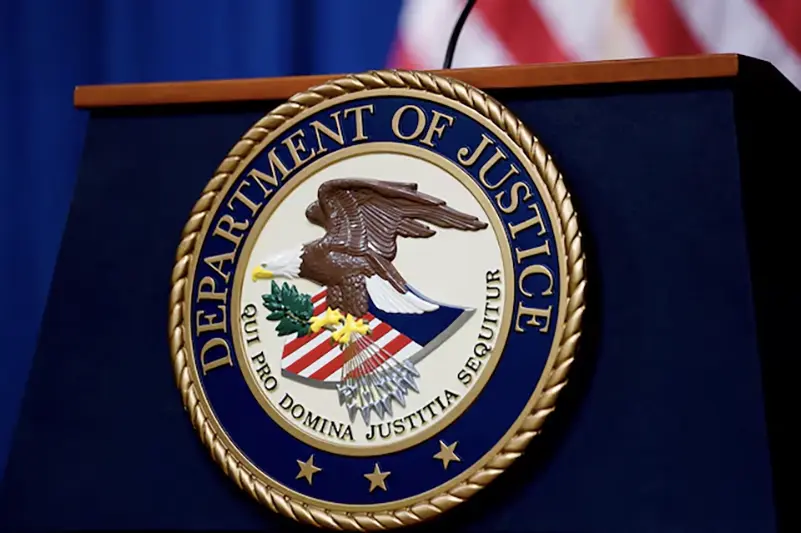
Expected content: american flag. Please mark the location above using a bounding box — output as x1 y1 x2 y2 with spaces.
280 289 422 384
388 0 801 88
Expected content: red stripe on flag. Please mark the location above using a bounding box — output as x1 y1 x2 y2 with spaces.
309 322 394 381
357 321 393 343
282 329 323 357
756 0 801 57
281 299 327 355
631 0 703 56
290 323 393 380
387 39 421 69
285 337 337 375
311 290 327 303
307 351 346 382
282 311 375 359
346 335 412 380
474 0 571 63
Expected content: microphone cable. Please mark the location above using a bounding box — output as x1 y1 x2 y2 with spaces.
442 0 478 69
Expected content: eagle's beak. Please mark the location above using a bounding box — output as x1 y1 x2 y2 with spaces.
251 265 273 281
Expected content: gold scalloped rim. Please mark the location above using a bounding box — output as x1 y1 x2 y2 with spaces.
168 69 586 530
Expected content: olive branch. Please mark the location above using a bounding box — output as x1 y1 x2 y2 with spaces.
261 281 314 337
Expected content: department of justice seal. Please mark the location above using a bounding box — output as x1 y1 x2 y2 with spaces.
169 70 585 529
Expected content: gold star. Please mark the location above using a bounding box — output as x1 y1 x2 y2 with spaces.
433 440 461 469
296 454 322 485
364 463 391 492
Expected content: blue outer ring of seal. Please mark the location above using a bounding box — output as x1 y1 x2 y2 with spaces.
189 95 561 506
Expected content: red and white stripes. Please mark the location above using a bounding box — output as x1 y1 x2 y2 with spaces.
389 0 801 87
280 289 420 384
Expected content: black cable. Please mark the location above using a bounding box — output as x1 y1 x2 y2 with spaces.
442 0 478 69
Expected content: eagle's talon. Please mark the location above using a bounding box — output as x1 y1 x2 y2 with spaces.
331 314 370 346
309 307 344 334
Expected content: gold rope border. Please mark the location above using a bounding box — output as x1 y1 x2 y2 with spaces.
168 70 586 530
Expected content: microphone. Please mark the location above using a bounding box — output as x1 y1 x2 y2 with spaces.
443 0 479 69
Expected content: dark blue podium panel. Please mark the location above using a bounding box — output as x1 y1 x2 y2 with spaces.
1 65 795 532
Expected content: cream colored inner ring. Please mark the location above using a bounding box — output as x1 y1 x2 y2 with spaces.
231 142 515 457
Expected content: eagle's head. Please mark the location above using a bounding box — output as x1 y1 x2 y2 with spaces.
251 245 303 281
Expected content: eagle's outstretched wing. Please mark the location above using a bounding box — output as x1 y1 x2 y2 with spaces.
305 178 487 294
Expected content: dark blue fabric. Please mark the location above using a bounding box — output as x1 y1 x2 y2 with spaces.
0 82 777 531
0 0 404 478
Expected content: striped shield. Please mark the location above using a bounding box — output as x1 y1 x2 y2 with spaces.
280 285 475 387
280 289 423 385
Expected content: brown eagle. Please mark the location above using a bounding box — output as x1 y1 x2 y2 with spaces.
251 178 487 321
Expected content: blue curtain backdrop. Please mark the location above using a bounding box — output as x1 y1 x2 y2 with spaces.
0 0 404 478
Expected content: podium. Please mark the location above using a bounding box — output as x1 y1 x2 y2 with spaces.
1 54 794 532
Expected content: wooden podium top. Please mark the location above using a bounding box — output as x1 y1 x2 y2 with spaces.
73 54 741 109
